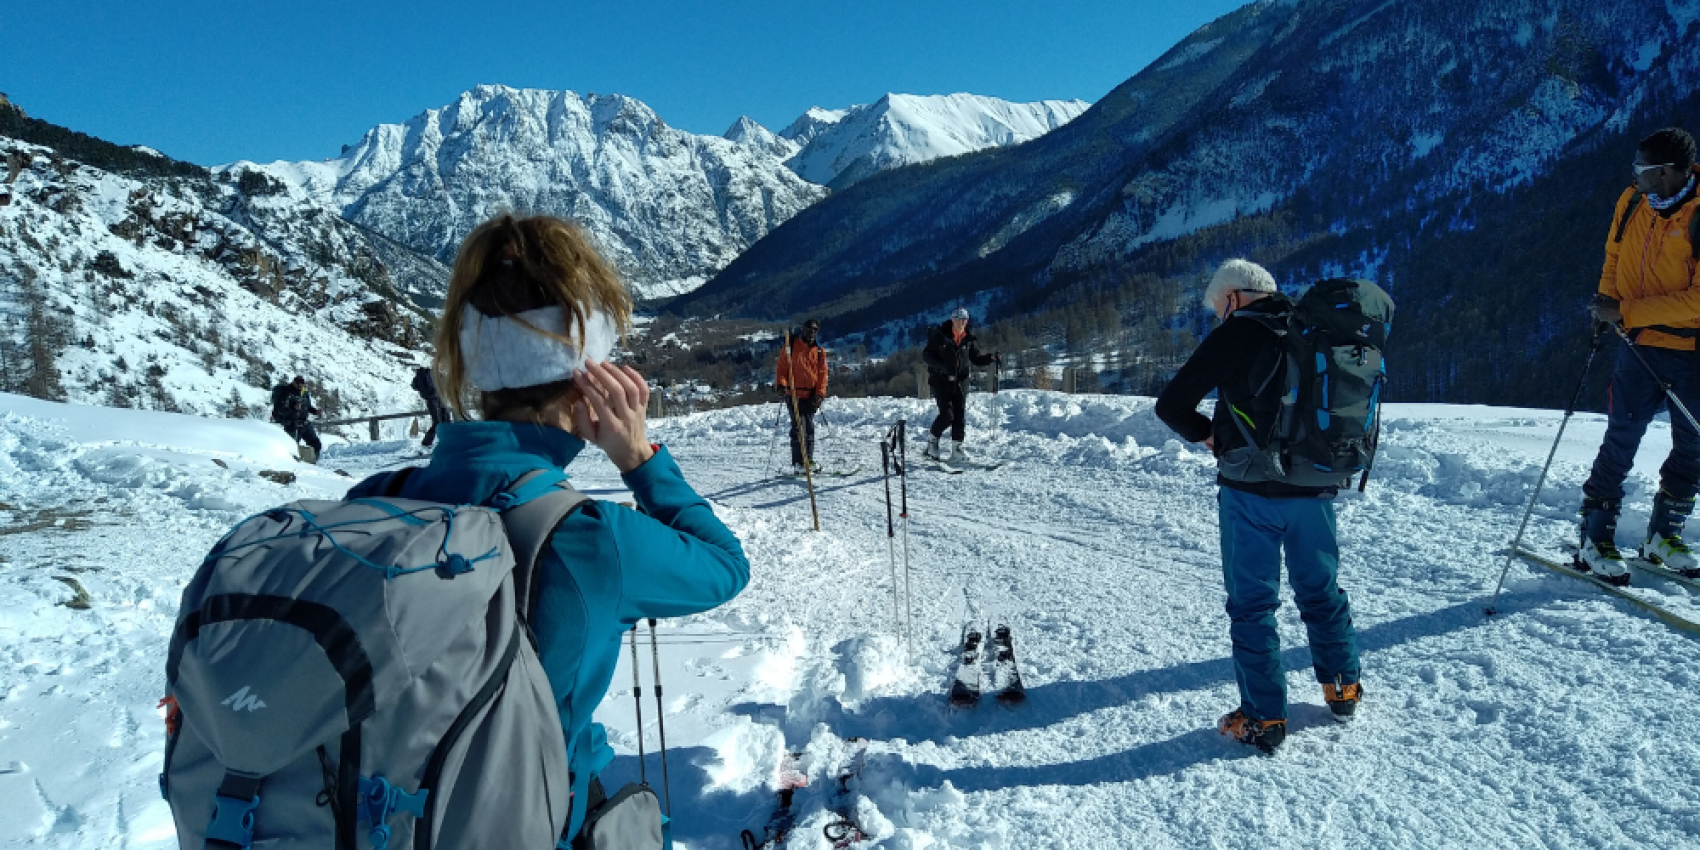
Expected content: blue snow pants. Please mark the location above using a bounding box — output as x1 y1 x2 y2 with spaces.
1218 487 1360 722
1582 343 1700 503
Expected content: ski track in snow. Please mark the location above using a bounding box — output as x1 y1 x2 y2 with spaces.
3 391 1700 848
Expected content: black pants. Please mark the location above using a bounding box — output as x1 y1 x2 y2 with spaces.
788 398 818 465
283 420 321 453
930 379 966 442
422 398 451 447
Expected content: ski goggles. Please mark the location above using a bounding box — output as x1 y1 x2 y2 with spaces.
1634 162 1674 176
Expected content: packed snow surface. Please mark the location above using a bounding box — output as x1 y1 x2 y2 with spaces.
4 391 1700 848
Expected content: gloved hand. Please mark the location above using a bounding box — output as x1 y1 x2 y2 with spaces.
1588 294 1622 327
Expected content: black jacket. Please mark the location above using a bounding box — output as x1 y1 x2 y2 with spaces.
270 383 317 424
411 367 439 401
923 321 995 383
1154 296 1333 497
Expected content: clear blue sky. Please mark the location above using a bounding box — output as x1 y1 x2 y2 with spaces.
2 0 1249 167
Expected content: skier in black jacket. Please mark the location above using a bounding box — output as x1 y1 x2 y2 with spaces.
411 366 452 448
269 375 322 460
1154 259 1361 755
922 307 997 463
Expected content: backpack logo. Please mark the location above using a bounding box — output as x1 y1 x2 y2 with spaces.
221 686 267 713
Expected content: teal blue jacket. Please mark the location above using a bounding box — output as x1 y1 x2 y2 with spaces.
348 421 749 839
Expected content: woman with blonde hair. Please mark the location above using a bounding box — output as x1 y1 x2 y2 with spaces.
348 213 749 844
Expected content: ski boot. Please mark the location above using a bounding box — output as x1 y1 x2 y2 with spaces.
1218 709 1286 754
1642 490 1700 578
1577 496 1631 586
923 435 943 461
945 440 968 465
1322 678 1361 722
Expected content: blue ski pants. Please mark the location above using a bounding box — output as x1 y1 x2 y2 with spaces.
1218 487 1360 722
1583 343 1700 504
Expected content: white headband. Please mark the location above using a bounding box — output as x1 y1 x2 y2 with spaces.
458 304 617 391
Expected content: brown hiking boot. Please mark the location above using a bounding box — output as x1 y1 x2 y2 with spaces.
1217 709 1286 754
1323 680 1361 721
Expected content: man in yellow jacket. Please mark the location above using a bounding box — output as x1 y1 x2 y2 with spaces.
1581 127 1700 584
775 318 828 474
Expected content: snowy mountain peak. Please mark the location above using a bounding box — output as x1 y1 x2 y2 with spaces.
237 85 826 300
779 106 854 145
232 85 1087 300
724 116 800 161
779 93 1091 189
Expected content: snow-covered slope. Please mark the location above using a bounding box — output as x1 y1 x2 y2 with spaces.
6 391 1700 847
774 93 1090 189
0 123 441 422
237 85 830 301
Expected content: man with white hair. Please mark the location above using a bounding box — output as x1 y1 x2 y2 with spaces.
1155 258 1363 755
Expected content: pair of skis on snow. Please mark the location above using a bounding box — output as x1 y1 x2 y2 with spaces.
921 454 1005 475
1511 545 1700 635
741 737 870 849
949 623 1025 706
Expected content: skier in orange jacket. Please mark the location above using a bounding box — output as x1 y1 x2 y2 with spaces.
775 318 828 474
1580 126 1700 584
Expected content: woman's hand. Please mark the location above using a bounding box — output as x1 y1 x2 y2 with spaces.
572 360 655 473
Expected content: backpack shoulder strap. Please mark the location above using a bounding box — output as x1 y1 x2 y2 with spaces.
493 470 590 618
1615 188 1642 244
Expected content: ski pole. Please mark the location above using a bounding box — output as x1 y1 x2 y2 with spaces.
646 619 672 818
881 437 903 641
628 626 648 785
897 419 915 657
1612 323 1700 434
764 401 786 478
1487 326 1608 615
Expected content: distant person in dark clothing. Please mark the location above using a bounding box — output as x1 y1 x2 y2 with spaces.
1155 258 1361 755
412 366 453 448
269 375 322 461
922 307 997 463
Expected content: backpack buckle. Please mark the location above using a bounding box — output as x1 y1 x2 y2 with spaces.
205 792 261 849
358 776 429 850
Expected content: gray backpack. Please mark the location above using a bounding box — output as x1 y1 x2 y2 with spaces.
162 468 588 850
